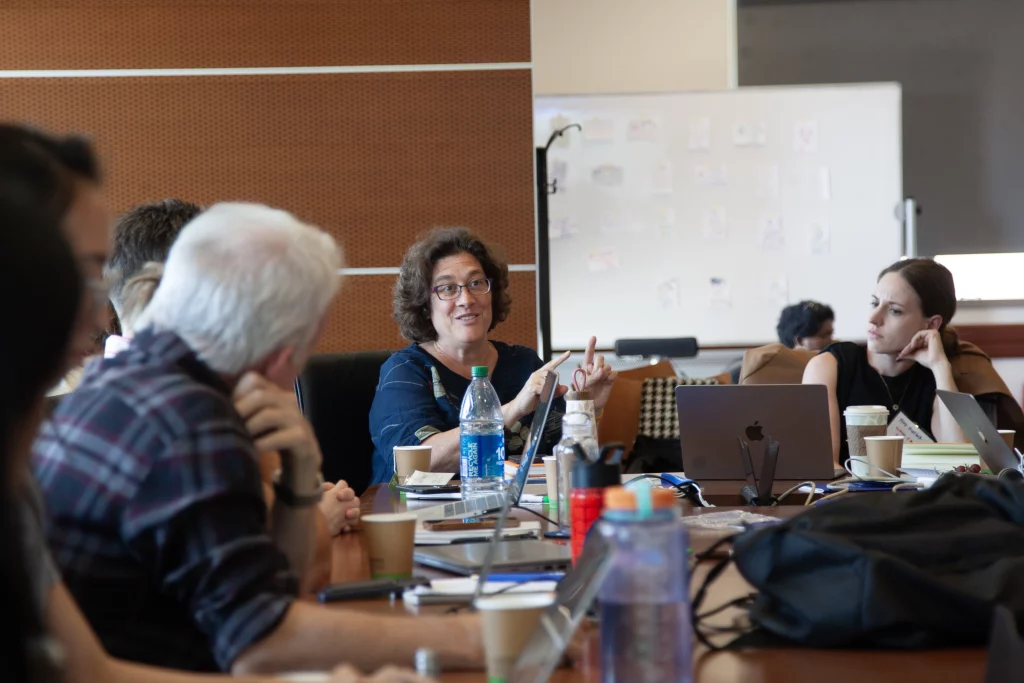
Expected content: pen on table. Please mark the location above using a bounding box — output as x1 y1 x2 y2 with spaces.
484 572 565 582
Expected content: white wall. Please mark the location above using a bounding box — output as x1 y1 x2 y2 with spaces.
531 0 736 96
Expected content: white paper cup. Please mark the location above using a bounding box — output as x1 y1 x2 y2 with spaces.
475 593 555 681
845 406 890 460
542 456 559 506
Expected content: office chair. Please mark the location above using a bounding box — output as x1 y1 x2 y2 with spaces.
294 350 393 495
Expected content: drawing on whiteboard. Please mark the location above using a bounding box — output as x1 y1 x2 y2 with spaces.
819 166 832 200
810 221 831 255
688 117 711 151
701 206 728 242
694 163 728 186
794 120 819 152
765 273 789 306
627 116 660 143
709 277 732 307
549 114 572 148
591 164 624 187
733 122 753 147
656 206 676 229
549 216 580 241
550 159 568 189
757 164 781 199
583 117 615 142
587 248 620 273
754 122 768 146
598 208 628 234
652 160 673 193
658 279 681 310
759 215 785 250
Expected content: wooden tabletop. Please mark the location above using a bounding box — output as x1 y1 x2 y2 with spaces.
326 485 986 682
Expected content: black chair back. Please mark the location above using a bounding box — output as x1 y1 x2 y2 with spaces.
295 350 393 495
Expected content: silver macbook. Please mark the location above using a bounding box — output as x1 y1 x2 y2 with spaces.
676 384 836 481
937 390 1022 474
413 537 571 576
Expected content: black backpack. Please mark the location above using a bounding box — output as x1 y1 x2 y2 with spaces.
697 474 1024 650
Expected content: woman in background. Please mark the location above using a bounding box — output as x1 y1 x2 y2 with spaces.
803 258 965 466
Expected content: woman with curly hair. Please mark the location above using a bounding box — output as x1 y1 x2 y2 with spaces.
368 228 615 484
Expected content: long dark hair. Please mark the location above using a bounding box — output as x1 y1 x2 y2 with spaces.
879 258 959 357
0 139 84 681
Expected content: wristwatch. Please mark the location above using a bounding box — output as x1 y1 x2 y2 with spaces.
271 469 324 507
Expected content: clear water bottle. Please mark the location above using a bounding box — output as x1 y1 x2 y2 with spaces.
598 484 692 683
459 366 506 498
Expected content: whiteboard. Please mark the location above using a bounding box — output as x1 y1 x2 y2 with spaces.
535 83 903 350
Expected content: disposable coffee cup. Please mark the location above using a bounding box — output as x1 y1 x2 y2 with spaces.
542 456 559 507
844 406 890 461
864 436 904 478
362 513 417 579
999 430 1016 449
474 593 555 682
394 445 432 481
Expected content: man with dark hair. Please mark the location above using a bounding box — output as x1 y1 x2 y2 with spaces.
103 198 202 344
777 300 836 351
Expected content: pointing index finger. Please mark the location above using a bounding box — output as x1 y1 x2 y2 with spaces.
542 350 572 371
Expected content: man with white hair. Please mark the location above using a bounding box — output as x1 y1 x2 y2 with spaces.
33 203 481 675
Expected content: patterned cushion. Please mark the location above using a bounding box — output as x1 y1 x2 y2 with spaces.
637 376 719 440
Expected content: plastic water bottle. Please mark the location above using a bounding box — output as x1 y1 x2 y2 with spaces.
459 366 506 498
598 484 692 683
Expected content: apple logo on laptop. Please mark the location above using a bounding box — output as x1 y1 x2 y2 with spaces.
745 421 765 442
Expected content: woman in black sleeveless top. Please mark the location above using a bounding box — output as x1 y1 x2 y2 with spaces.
803 258 965 466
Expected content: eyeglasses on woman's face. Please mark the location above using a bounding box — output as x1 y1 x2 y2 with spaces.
431 277 493 301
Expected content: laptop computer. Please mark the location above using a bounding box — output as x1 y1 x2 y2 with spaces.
936 390 1022 474
414 371 572 574
676 384 837 481
411 370 557 522
507 530 613 683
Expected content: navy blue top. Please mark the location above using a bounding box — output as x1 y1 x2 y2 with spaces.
368 341 566 485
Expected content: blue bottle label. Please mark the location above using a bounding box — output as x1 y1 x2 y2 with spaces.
460 433 505 479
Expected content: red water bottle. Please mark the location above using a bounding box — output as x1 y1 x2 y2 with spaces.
570 443 623 563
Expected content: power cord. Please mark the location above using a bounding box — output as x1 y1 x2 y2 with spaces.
774 480 817 506
512 504 559 526
627 474 714 507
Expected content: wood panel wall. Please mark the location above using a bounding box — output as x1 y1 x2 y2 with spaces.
0 0 537 352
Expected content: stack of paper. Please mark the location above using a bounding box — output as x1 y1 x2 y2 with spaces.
901 443 980 472
414 521 541 546
504 460 546 479
404 577 557 606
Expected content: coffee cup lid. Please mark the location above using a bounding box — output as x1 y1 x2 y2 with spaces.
844 405 889 415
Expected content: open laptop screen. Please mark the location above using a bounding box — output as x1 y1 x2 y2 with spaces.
508 531 613 683
471 371 558 603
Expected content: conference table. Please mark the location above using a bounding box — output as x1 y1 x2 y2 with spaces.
325 484 986 682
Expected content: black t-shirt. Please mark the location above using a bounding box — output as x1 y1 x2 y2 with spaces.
825 341 936 463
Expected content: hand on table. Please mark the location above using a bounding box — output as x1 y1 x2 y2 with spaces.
319 480 361 535
330 664 436 683
233 371 322 488
896 329 951 373
578 336 617 413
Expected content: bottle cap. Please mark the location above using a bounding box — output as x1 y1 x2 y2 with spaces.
572 456 621 489
604 486 677 511
471 366 489 378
